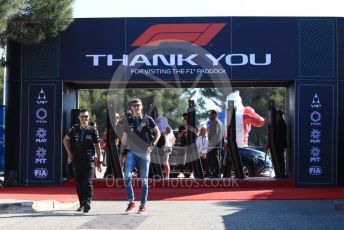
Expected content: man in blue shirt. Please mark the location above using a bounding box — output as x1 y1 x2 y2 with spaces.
121 98 160 214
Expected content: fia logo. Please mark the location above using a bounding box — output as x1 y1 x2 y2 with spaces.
309 166 322 176
34 168 48 178
36 88 48 104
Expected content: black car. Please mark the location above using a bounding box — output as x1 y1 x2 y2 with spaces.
167 147 273 178
166 133 273 178
223 147 273 178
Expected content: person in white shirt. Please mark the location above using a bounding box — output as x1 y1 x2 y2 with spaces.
163 126 176 179
196 127 209 177
154 109 170 148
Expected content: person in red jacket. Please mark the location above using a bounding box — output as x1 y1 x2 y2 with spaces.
225 91 265 148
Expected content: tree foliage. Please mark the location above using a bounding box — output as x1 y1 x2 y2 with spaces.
0 67 3 104
0 0 74 47
0 0 23 46
79 89 189 134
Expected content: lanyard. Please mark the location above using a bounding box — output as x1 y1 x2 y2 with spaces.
134 117 142 129
80 128 85 142
202 136 206 145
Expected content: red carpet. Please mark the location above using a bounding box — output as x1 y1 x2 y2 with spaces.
64 178 294 189
94 187 344 201
1 178 344 202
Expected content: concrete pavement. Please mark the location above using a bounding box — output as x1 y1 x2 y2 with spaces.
1 200 344 229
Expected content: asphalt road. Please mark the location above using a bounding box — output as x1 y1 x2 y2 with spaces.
1 200 344 230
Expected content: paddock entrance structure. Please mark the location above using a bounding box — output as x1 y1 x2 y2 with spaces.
4 17 344 187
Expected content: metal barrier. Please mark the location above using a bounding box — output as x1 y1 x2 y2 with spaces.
227 100 244 179
268 100 284 178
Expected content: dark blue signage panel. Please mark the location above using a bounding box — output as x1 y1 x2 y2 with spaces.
231 17 299 80
59 17 336 82
296 84 336 186
60 18 126 81
20 81 62 185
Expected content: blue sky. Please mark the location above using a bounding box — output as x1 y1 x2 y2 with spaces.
73 0 344 18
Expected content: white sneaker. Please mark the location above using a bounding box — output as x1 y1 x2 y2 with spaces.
189 173 194 179
177 173 185 178
132 172 138 178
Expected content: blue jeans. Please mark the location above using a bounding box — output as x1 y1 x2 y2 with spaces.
124 150 151 205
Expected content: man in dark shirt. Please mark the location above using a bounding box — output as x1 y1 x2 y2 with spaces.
177 113 192 178
63 109 101 213
207 110 224 178
275 110 287 177
121 98 160 214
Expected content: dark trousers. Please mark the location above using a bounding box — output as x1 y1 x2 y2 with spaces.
73 159 94 207
179 148 193 176
207 148 221 178
276 147 286 177
103 150 113 178
223 153 233 178
200 157 208 177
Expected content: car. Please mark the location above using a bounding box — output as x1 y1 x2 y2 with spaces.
223 147 273 178
165 131 273 178
168 147 273 178
165 146 273 178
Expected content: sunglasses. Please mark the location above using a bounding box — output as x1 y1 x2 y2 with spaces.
131 104 142 107
80 115 89 119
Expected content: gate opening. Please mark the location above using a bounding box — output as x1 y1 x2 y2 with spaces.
62 83 291 181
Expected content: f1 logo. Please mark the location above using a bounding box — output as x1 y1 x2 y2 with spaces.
132 23 226 46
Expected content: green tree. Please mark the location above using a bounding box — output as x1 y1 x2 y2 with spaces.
0 0 74 47
191 88 229 122
79 88 189 133
0 66 3 104
79 89 108 132
0 0 23 46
